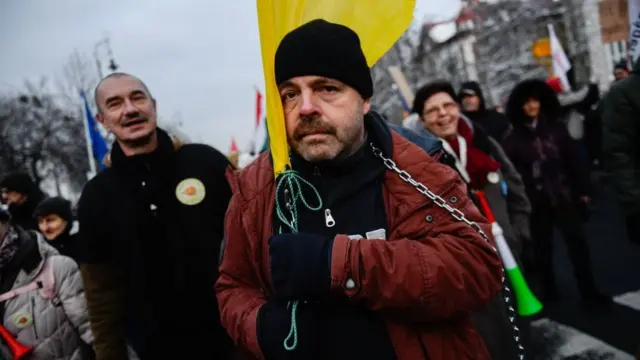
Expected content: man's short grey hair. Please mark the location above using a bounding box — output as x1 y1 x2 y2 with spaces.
94 72 153 113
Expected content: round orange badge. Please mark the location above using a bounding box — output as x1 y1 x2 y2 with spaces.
175 178 206 205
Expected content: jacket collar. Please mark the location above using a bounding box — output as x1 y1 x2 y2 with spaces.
103 128 184 169
288 112 392 177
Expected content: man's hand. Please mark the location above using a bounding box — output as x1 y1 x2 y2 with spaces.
268 233 334 301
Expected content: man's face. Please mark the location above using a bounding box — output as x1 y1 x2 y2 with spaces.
523 97 541 119
38 214 68 241
421 92 460 139
614 68 629 81
279 76 370 162
0 189 26 206
96 75 157 146
461 94 481 112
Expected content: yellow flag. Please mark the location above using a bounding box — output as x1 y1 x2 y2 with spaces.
256 0 416 177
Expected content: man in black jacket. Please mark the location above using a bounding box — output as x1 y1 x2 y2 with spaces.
0 171 46 231
458 81 511 142
77 72 235 360
602 61 640 245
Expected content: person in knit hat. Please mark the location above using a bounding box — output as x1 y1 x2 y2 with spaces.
217 19 505 360
0 171 46 231
457 81 511 142
34 197 81 261
614 60 630 82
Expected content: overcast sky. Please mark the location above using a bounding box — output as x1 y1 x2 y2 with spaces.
0 0 459 153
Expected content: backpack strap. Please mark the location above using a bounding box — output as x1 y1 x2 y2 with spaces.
0 258 56 303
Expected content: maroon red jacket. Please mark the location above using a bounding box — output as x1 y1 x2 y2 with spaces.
216 131 503 360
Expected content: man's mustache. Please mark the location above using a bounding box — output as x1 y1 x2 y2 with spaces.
293 117 336 140
122 114 148 126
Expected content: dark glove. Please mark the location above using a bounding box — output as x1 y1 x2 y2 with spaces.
268 233 333 301
257 301 329 360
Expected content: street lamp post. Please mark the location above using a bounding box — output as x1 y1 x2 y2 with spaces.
93 37 119 79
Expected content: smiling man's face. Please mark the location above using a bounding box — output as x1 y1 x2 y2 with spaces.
96 74 157 149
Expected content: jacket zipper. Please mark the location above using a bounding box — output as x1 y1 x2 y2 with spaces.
324 209 336 228
31 297 39 339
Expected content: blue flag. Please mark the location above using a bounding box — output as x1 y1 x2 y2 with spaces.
80 91 109 171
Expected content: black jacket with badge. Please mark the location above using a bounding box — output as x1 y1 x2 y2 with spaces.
77 129 235 360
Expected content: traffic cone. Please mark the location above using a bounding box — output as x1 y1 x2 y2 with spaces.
474 190 543 317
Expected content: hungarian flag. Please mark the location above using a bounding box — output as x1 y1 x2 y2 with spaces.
548 23 572 92
230 137 239 153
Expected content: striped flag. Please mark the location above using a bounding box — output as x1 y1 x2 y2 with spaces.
253 88 268 154
548 23 572 92
230 137 239 153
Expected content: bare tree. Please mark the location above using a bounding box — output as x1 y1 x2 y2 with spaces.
0 79 89 193
56 49 100 107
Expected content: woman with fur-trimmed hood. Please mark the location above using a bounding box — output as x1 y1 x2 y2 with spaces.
502 79 610 308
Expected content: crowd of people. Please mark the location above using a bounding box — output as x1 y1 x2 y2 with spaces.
0 19 638 360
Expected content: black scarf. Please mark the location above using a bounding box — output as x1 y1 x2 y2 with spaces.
0 226 21 273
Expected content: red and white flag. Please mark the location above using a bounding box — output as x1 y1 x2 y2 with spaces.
548 23 572 92
252 88 268 154
230 137 239 153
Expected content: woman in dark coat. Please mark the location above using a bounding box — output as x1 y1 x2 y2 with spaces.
34 197 82 262
502 79 610 308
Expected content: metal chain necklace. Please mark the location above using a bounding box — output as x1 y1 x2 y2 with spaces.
370 143 525 360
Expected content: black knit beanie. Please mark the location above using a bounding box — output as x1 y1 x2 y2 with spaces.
33 197 72 222
275 19 373 99
0 171 35 195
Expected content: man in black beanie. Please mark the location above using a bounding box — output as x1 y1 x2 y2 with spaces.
0 171 46 231
458 81 511 141
217 19 505 360
613 60 630 82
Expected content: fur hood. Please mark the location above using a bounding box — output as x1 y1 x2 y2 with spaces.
505 79 561 126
